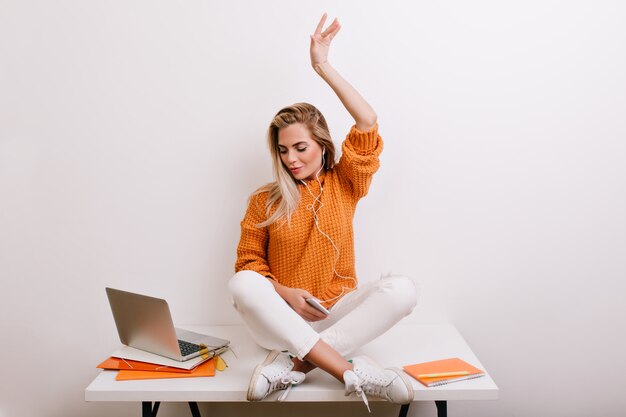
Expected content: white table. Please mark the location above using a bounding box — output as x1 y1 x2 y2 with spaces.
85 324 498 417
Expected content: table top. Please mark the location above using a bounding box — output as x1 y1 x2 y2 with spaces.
85 323 499 402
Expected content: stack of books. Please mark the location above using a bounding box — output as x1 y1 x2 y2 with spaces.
97 346 227 381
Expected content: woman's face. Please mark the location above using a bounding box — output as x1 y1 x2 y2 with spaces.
277 123 324 181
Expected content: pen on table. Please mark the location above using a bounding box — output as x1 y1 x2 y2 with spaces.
417 371 471 378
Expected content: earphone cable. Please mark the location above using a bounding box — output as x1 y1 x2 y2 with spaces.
300 159 357 304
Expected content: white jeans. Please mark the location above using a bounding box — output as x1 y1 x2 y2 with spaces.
228 270 418 360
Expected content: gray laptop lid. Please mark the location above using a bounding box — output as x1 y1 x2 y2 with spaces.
106 287 230 362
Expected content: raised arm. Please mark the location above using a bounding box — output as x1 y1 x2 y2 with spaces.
310 14 377 132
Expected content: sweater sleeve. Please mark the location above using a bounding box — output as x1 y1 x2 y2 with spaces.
335 123 384 199
234 192 275 280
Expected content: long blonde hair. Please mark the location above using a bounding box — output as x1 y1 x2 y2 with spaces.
254 103 336 227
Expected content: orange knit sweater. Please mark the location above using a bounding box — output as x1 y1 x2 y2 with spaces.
235 124 383 308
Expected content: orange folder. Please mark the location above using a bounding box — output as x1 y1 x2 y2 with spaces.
403 357 484 387
97 357 192 373
115 357 216 381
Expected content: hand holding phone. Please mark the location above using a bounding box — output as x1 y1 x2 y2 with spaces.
306 297 330 315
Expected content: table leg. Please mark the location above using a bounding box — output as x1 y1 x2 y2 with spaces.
141 401 200 417
141 401 160 417
398 403 410 417
435 400 447 417
188 402 202 417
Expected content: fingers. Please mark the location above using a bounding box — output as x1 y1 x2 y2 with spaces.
297 297 327 321
314 13 327 36
320 18 340 38
301 305 327 322
313 13 341 41
308 304 328 320
301 312 319 322
326 22 341 42
290 288 327 321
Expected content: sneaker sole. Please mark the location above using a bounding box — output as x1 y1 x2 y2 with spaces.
246 349 281 401
387 367 415 404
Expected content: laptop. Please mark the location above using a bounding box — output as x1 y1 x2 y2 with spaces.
106 287 230 361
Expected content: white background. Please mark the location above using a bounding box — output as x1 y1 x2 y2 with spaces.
1 1 625 416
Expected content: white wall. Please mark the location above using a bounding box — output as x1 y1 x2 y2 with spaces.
1 1 625 416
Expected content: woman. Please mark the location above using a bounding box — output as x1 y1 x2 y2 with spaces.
229 14 418 410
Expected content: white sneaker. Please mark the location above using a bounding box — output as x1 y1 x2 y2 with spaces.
247 350 306 401
344 356 414 411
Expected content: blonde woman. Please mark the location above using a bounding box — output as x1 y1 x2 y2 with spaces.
229 14 418 410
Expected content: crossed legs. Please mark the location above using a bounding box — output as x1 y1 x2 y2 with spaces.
229 270 418 383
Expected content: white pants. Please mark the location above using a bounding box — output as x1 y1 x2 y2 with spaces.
228 270 418 360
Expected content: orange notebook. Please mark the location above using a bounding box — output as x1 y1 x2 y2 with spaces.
97 357 192 373
115 358 216 381
403 357 485 387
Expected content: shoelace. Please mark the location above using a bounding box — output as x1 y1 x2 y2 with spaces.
275 374 302 401
351 379 371 413
345 369 396 413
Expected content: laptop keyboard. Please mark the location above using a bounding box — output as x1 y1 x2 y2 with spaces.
178 340 202 356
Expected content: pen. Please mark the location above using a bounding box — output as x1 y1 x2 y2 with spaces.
418 371 470 378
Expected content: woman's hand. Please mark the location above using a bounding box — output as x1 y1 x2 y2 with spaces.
307 14 377 131
310 13 341 69
274 284 328 322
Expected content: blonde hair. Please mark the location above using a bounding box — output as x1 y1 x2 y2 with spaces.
254 103 336 227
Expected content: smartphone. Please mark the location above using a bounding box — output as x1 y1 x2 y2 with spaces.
306 297 330 315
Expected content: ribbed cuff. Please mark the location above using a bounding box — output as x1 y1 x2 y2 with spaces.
346 123 379 152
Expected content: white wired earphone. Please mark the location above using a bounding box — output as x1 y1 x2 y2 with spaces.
299 147 357 304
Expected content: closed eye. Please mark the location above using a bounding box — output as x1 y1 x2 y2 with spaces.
279 147 308 154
